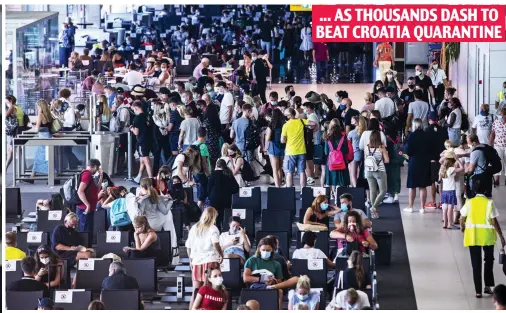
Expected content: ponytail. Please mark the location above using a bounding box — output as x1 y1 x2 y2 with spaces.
147 186 159 204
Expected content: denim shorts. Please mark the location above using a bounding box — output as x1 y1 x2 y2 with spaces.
224 247 246 261
283 154 306 174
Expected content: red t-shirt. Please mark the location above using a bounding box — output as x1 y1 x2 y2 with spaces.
337 229 371 253
76 170 99 212
313 42 328 62
198 285 228 310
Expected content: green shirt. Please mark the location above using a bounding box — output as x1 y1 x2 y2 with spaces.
193 140 211 171
244 256 283 280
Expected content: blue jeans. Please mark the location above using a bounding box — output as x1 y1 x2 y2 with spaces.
448 128 461 147
261 40 272 57
283 154 306 174
315 61 327 81
76 208 94 232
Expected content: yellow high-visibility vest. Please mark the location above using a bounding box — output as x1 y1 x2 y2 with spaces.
498 90 505 103
464 195 497 247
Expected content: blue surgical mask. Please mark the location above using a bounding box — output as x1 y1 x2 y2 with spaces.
335 97 341 103
206 86 213 92
339 104 346 110
274 249 279 254
340 203 349 212
320 203 329 211
499 116 503 121
260 251 271 259
297 293 309 302
271 101 278 106
480 110 488 116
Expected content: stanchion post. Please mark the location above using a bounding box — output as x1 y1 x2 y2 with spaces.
128 131 132 180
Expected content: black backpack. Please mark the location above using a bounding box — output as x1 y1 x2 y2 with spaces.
461 112 470 132
474 144 502 175
241 160 256 182
244 119 261 151
300 119 313 147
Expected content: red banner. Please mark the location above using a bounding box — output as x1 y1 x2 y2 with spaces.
312 5 506 42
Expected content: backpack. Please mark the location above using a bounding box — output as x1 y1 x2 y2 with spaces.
50 118 63 134
110 198 132 227
109 111 121 132
50 193 65 211
6 114 18 136
474 144 502 175
63 170 91 205
301 119 313 148
386 135 405 164
241 160 256 182
461 112 470 132
342 132 354 162
327 137 346 171
244 119 261 151
364 146 381 172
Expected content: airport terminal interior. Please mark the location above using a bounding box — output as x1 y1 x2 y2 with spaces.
3 3 506 311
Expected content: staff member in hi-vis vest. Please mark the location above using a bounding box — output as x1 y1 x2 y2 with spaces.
495 81 506 111
460 178 506 298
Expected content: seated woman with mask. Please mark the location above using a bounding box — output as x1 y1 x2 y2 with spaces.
330 211 377 257
303 195 341 227
288 275 320 310
219 216 251 265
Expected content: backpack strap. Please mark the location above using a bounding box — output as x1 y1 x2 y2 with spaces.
327 140 335 152
337 136 345 150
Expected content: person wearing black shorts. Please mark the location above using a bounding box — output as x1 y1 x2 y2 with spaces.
131 100 152 184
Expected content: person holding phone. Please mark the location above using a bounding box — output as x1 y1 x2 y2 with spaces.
219 216 251 265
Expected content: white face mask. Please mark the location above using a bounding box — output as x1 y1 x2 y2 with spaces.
40 258 50 265
210 276 224 286
416 70 422 76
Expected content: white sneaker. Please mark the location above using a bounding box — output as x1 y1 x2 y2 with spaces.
306 177 315 186
384 193 390 198
383 197 395 204
403 207 414 213
420 209 425 214
133 176 141 184
394 194 399 203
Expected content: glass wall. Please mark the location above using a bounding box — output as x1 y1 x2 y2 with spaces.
9 13 59 115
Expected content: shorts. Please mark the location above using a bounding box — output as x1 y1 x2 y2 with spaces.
283 154 306 174
137 144 151 158
223 247 246 261
305 144 314 161
441 190 458 206
193 173 209 201
169 132 179 152
430 162 440 183
191 261 220 282
353 150 363 162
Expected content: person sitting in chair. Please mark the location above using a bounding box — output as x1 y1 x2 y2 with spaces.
219 216 251 265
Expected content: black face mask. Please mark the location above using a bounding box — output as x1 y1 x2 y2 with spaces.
162 175 171 182
171 182 183 190
289 91 296 97
408 85 415 89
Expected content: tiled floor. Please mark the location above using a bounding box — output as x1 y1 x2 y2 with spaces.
398 166 505 310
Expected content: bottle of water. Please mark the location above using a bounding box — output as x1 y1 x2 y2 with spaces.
29 223 36 232
500 249 504 264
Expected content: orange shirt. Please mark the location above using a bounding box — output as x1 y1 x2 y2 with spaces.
377 43 393 62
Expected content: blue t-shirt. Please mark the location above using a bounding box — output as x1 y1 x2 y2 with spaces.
288 289 320 309
232 117 250 152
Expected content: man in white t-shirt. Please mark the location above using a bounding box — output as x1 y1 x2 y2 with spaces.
406 89 430 135
292 232 335 268
472 104 494 144
123 64 144 87
326 288 370 310
217 81 234 142
302 102 320 186
374 88 396 119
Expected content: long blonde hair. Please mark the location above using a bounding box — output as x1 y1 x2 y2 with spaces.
356 115 367 137
98 95 111 119
439 157 457 179
195 207 218 236
221 143 230 158
183 145 202 175
37 100 52 123
140 177 159 204
133 215 153 233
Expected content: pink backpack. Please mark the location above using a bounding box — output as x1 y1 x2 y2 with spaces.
328 137 346 171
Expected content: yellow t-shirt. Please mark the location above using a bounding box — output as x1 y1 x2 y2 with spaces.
282 118 308 156
5 246 26 261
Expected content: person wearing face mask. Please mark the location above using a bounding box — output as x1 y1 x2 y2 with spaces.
331 210 376 255
193 267 229 310
7 256 50 298
288 275 321 310
219 216 251 265
383 70 402 94
51 213 94 263
414 64 435 104
371 80 384 103
335 90 349 113
33 245 64 288
303 195 341 227
243 238 285 309
327 288 370 310
374 88 395 120
340 98 360 135
428 59 449 106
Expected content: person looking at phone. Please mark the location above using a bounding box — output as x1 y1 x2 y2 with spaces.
330 211 378 256
219 216 251 265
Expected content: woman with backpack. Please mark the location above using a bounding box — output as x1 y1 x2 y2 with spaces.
364 130 389 219
264 109 285 187
324 119 350 200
